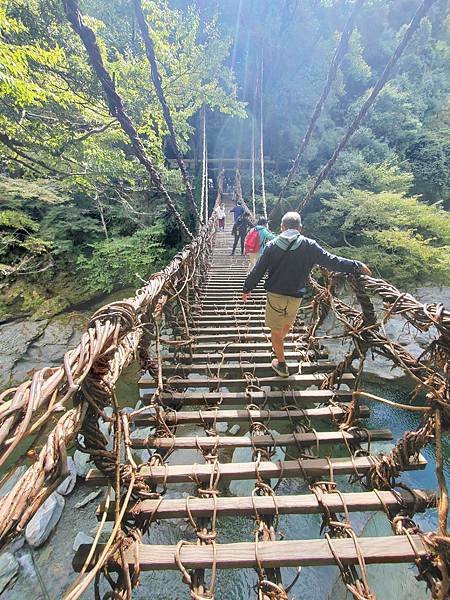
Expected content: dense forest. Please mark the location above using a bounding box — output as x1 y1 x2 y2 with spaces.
0 0 449 321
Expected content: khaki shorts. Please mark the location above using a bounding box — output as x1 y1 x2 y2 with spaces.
265 292 302 331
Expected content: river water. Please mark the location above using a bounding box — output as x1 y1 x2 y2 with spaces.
2 375 446 600
0 286 448 599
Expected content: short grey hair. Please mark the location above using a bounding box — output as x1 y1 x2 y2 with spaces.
281 211 302 230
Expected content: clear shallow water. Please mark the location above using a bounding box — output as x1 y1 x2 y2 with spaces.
124 378 447 600
2 377 447 600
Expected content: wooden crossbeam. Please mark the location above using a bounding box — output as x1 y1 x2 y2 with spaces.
73 535 427 572
97 489 435 521
189 326 304 334
138 372 355 389
167 350 328 362
85 454 427 486
142 389 354 405
190 332 304 343
131 404 370 425
130 429 392 450
187 341 312 352
161 361 337 376
191 316 267 323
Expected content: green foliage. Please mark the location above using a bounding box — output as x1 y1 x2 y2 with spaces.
0 209 38 231
0 0 449 317
306 189 450 287
0 176 66 204
0 0 64 106
77 224 176 294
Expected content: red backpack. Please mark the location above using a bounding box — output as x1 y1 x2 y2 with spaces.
244 228 260 254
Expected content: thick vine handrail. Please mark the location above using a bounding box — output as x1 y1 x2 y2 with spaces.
0 218 215 547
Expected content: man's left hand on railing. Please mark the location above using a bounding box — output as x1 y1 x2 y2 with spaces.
358 263 372 276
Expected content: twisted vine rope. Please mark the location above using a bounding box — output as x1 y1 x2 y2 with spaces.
0 218 215 548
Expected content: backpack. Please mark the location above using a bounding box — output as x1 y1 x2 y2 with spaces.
244 228 260 254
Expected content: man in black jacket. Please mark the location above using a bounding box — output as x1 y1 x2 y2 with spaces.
231 212 251 256
242 211 371 377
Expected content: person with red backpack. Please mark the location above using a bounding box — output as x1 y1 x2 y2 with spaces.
244 217 275 271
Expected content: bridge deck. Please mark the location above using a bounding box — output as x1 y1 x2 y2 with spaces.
75 198 434 597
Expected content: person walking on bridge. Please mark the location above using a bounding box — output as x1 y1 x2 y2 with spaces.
215 202 226 231
230 200 244 222
231 212 251 256
244 217 275 272
242 211 371 377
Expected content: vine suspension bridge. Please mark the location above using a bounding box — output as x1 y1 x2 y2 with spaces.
0 0 449 598
0 183 448 600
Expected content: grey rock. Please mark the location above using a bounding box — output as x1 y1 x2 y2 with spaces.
130 425 153 441
99 419 113 451
73 450 90 478
0 466 27 497
0 319 47 357
228 424 240 435
73 532 94 552
0 319 48 388
25 492 65 548
74 489 102 509
0 552 19 594
56 457 77 496
214 421 228 433
3 535 25 555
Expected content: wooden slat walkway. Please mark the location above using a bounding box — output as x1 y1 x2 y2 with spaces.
97 488 434 521
75 197 433 596
74 536 428 571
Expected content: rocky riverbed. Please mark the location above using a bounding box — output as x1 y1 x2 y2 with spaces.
0 284 447 598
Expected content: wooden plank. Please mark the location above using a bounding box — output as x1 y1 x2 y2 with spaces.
189 326 305 334
161 361 336 377
193 310 267 316
85 454 427 486
170 350 329 362
131 404 370 425
73 535 427 572
98 489 435 521
142 389 354 405
130 429 392 450
138 372 355 389
191 316 268 324
199 300 267 305
190 332 304 343
187 341 311 352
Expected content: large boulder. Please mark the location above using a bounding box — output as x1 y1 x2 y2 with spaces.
57 457 77 496
25 492 65 548
0 552 19 594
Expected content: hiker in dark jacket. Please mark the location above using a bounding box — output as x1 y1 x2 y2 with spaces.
231 212 251 255
242 211 371 377
230 201 245 223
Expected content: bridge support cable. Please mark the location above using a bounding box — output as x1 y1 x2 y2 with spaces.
258 51 268 219
132 0 199 223
63 0 194 239
251 116 256 216
200 107 209 224
270 0 365 221
297 0 438 214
